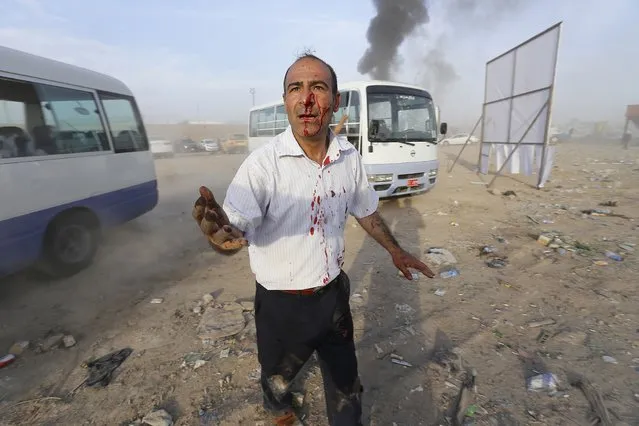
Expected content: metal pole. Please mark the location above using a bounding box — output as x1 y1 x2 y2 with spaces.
448 114 482 173
477 64 490 172
537 23 562 189
487 99 550 189
249 88 256 107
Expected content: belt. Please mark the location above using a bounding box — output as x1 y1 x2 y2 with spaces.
280 276 338 296
281 287 323 296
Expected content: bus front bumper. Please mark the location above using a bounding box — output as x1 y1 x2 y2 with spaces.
365 160 439 198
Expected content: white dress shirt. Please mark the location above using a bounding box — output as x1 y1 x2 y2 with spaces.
223 126 379 290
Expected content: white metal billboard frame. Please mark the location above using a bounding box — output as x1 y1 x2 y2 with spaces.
476 22 562 189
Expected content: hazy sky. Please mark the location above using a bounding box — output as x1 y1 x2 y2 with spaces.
0 0 637 128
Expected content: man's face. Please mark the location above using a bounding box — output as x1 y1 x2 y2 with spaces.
283 58 340 141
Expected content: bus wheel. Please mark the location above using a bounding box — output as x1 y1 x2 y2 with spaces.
37 210 100 279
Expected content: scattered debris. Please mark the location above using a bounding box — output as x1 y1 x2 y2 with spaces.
182 352 210 369
395 304 415 315
486 257 508 268
0 354 16 369
527 372 559 393
527 215 540 224
538 235 552 246
40 334 64 351
391 357 413 368
604 251 623 261
502 190 517 198
602 356 618 364
480 245 497 255
599 201 618 207
62 335 76 348
567 372 613 426
84 347 133 388
142 408 174 426
292 392 305 408
202 293 215 306
193 359 207 370
618 243 635 252
439 266 460 279
528 319 556 328
434 289 447 297
239 301 254 311
350 293 365 308
425 248 458 265
8 341 29 356
536 329 551 344
150 298 164 304
196 302 247 342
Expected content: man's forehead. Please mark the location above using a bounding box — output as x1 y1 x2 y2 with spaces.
286 58 331 84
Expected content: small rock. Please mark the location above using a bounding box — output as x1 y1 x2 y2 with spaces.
8 341 29 355
40 334 64 351
602 355 618 364
142 409 173 426
150 298 164 304
202 293 214 305
239 301 254 311
62 335 76 348
219 348 230 358
239 318 257 339
193 360 207 370
292 392 305 408
193 306 203 314
350 293 365 308
538 235 552 246
197 303 246 342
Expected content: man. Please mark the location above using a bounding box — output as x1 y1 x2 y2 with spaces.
192 54 434 426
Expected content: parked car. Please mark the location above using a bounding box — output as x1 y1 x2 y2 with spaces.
222 133 248 154
174 138 203 153
149 138 174 158
439 133 479 146
201 138 222 154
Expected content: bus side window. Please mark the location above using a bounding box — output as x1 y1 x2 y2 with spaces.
99 93 148 153
0 77 53 158
36 84 108 154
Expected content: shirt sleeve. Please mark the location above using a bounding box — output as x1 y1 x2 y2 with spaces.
223 156 269 236
349 152 379 219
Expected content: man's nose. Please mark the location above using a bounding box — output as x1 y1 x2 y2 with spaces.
299 89 315 106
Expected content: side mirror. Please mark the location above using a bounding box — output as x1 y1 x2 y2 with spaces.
440 122 448 135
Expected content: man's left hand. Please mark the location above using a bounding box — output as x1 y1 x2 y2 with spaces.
392 249 435 280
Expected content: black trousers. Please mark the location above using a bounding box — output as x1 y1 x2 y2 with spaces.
254 271 363 426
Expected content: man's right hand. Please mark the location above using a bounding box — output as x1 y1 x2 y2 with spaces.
192 186 248 253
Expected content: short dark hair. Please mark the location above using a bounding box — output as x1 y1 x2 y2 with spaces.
283 53 338 96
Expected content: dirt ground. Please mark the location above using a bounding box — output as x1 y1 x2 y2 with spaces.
1 141 638 425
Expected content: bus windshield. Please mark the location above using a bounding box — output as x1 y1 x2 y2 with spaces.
367 89 437 143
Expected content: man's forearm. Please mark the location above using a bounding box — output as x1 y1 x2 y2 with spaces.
356 211 401 255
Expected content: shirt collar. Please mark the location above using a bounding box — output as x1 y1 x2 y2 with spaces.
275 125 355 159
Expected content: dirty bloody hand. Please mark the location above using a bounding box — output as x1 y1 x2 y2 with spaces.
391 248 435 280
192 186 247 253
